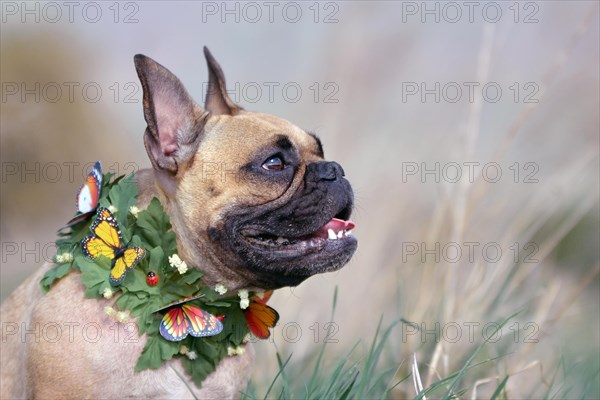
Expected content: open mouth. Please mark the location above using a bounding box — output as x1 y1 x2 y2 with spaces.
228 193 358 287
241 215 356 253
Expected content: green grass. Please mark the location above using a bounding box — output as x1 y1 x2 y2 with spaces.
242 288 599 400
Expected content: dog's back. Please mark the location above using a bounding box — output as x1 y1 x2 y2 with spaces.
1 264 48 398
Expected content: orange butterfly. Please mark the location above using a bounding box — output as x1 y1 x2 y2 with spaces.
81 207 145 285
156 294 223 342
66 161 102 226
244 290 279 339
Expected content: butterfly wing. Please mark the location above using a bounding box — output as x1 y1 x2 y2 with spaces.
65 211 94 227
82 236 116 260
182 304 223 338
90 208 122 249
76 161 102 213
81 208 121 260
160 307 190 342
159 304 223 342
109 247 145 286
244 301 279 339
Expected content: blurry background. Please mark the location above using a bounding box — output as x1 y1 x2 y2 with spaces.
1 1 598 398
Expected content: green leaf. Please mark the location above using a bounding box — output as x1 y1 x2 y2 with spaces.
116 176 138 221
115 292 141 311
132 300 163 335
181 269 205 285
148 246 165 271
101 172 115 190
183 339 228 387
116 274 164 335
135 198 176 251
106 174 138 226
40 262 73 292
161 270 205 299
220 306 249 344
135 335 180 371
77 255 111 298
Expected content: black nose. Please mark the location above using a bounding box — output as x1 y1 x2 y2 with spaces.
314 161 345 181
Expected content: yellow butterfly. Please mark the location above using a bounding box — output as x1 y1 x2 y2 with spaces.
82 207 145 286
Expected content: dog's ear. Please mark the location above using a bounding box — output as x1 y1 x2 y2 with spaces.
134 54 206 173
203 46 241 116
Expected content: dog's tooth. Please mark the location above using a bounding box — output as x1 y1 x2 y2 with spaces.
276 237 286 245
327 229 337 240
345 230 352 236
337 231 343 239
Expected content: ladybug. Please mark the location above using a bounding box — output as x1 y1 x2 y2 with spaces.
146 271 159 286
216 315 225 322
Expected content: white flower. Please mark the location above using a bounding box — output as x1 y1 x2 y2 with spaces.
104 306 116 316
238 289 249 309
102 287 114 299
255 291 265 300
54 252 73 264
243 333 253 343
227 346 245 356
168 254 188 274
129 205 140 218
108 205 117 213
215 284 228 295
186 351 197 360
116 311 129 323
168 254 182 268
177 261 188 275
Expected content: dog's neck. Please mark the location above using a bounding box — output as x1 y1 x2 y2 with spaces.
134 168 254 292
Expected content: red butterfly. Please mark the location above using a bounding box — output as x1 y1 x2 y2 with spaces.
156 294 223 342
66 161 102 226
244 290 279 339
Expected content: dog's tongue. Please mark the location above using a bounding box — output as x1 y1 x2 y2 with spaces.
315 218 356 238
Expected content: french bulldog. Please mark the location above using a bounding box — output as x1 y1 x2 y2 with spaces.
0 47 357 399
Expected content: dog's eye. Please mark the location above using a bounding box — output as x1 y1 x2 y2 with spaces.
262 156 285 171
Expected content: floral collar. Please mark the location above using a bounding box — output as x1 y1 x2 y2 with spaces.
41 169 277 387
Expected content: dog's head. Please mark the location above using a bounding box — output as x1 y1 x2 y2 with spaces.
134 48 357 289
